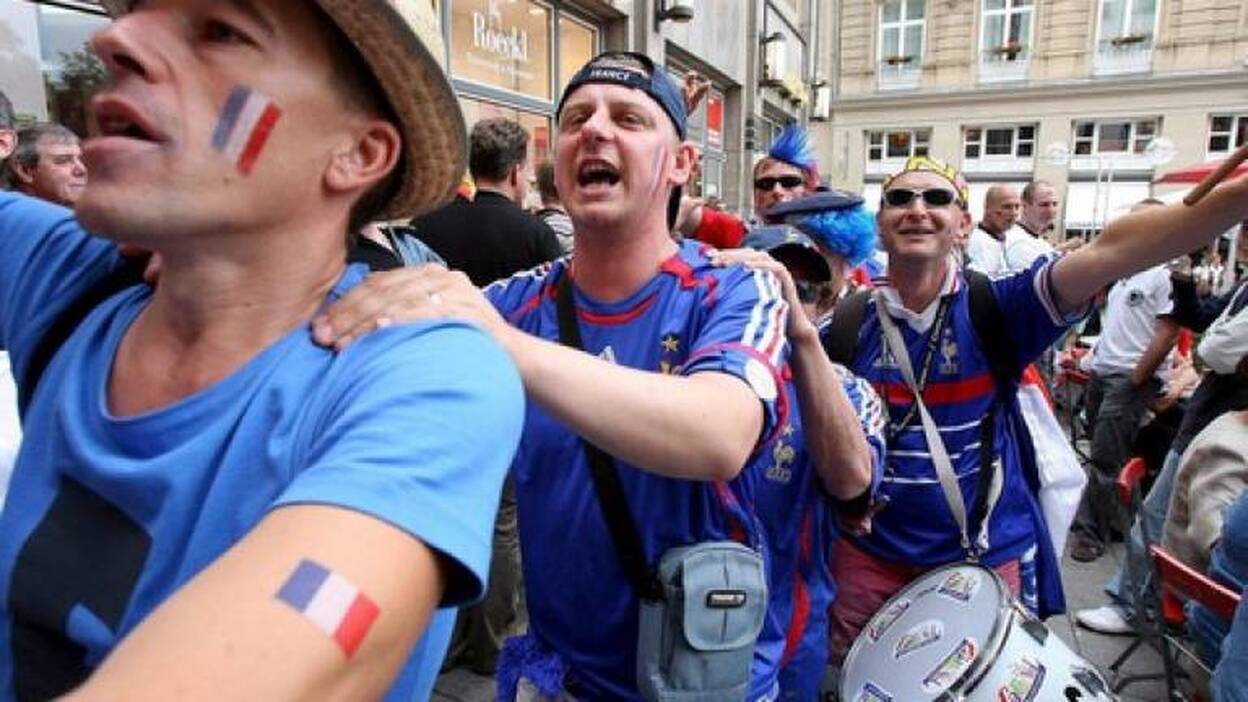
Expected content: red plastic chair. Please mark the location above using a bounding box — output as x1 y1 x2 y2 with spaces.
1107 457 1163 693
1150 544 1243 699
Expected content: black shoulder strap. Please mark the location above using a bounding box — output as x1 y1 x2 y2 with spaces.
554 273 664 601
963 269 1023 546
823 289 872 366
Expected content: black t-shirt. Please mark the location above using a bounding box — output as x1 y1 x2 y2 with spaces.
410 191 562 287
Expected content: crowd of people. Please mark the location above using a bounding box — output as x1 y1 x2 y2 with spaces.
0 1 1246 701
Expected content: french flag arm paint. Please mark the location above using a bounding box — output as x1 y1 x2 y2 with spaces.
275 559 380 659
212 86 282 176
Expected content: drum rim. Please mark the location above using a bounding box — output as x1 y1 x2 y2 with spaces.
839 562 1015 700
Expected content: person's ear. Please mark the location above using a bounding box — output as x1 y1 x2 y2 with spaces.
670 141 698 187
9 157 35 187
324 118 401 198
0 129 15 161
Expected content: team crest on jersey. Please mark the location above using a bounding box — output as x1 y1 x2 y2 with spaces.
658 333 682 375
599 346 617 364
939 330 959 374
765 427 796 484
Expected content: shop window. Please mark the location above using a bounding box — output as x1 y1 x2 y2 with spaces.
557 14 596 96
0 2 108 135
867 128 930 162
964 124 1035 160
1072 119 1157 156
459 96 551 180
1208 115 1248 158
449 0 553 101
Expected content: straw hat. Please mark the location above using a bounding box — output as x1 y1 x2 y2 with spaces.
98 0 467 220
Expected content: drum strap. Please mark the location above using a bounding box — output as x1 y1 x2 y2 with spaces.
554 272 665 601
875 292 1003 559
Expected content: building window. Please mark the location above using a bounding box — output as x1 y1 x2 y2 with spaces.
867 129 931 162
964 125 1035 160
449 0 555 101
880 0 925 64
1073 119 1158 156
1208 115 1248 157
1095 0 1158 75
981 0 1033 61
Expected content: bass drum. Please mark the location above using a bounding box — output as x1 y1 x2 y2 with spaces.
839 563 1115 701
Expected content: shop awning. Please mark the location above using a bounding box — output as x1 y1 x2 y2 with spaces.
1063 180 1151 230
1154 157 1248 185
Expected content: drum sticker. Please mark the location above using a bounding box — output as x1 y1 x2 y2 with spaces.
921 637 978 694
894 619 944 659
937 570 982 603
855 681 893 702
866 597 910 642
996 658 1046 702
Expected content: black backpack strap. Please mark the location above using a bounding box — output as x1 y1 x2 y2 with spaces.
822 289 872 366
554 273 664 601
963 270 1023 546
19 256 148 415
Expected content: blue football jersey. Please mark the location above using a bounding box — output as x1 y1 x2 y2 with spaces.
485 240 789 700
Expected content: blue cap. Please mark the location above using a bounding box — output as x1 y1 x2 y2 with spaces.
742 225 832 282
763 191 879 267
557 52 688 140
764 190 864 218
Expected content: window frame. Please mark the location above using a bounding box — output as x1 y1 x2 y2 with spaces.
979 0 1035 63
878 0 927 66
963 124 1036 161
1207 114 1248 158
866 128 932 163
1072 118 1160 157
1096 0 1160 48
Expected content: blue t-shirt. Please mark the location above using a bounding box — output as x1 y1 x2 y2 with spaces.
825 259 1079 567
754 367 885 700
0 193 525 701
485 240 789 700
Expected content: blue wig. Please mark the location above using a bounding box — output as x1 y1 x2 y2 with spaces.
789 205 879 267
768 125 818 174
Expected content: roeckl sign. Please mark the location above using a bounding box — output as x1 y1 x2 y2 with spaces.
472 0 530 63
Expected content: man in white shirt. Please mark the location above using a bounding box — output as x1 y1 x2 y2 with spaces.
966 184 1020 275
1071 202 1181 562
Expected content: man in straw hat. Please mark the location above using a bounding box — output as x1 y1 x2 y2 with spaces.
315 51 797 700
0 1 523 699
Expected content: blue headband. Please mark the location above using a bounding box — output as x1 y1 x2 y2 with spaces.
557 52 688 140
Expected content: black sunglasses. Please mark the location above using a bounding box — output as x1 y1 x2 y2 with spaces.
882 188 961 209
754 175 805 191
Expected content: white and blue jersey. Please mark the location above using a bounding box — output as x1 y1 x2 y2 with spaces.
754 367 885 701
485 240 789 700
824 258 1081 572
0 193 526 701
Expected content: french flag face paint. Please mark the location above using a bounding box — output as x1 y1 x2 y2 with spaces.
211 86 282 176
276 559 380 659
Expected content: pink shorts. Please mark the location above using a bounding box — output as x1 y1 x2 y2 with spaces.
828 539 1020 663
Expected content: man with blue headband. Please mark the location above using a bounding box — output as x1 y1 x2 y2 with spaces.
679 125 821 249
316 51 801 701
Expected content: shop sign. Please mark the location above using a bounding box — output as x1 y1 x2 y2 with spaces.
706 91 724 150
451 0 552 99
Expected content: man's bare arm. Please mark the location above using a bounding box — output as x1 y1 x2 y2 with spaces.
1050 175 1248 314
313 267 768 482
67 506 444 701
1130 317 1180 387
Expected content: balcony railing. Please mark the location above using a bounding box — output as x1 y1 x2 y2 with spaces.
877 58 921 91
1094 36 1154 76
978 46 1030 83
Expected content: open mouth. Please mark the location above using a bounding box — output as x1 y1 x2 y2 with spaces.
577 160 621 188
93 96 162 143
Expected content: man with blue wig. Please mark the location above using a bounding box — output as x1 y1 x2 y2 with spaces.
678 125 820 249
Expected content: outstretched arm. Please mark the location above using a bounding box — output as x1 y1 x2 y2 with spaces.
1049 175 1248 314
